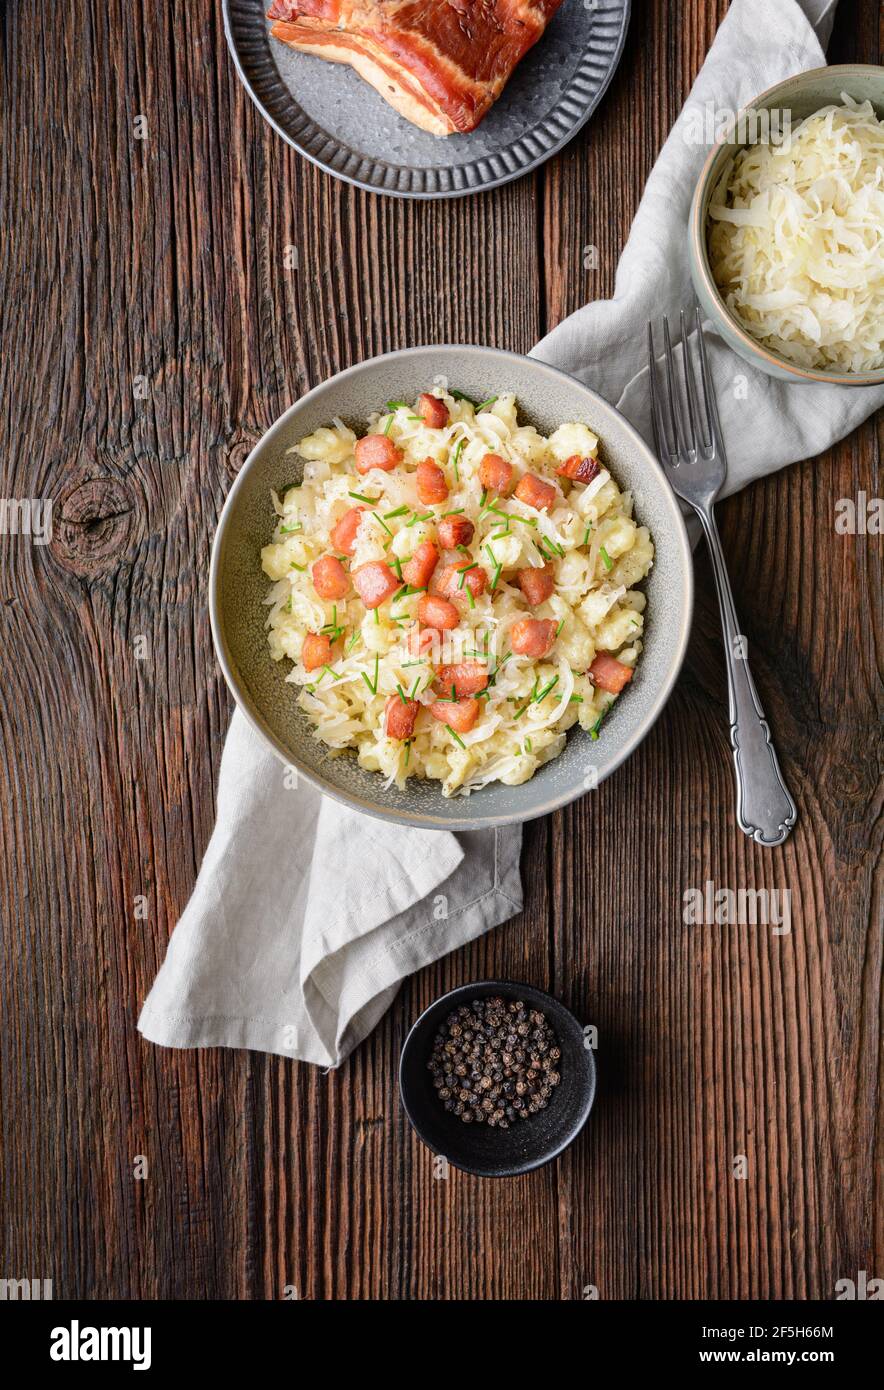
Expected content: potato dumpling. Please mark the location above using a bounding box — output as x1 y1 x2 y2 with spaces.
297 424 357 464
547 422 599 464
261 539 305 581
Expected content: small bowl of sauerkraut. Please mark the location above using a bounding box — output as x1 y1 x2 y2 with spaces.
690 66 884 385
210 346 693 830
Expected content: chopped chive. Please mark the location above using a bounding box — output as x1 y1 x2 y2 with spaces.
390 555 403 580
441 508 465 517
466 588 476 609
361 654 380 695
475 396 498 412
383 413 395 436
446 725 467 750
401 659 426 668
480 489 488 508
450 439 465 483
450 389 479 406
322 665 343 682
404 741 411 768
556 619 565 636
346 632 360 653
409 676 421 699
590 706 610 741
385 400 409 410
525 738 533 753
348 490 376 504
384 505 409 519
533 676 560 703
373 607 380 625
406 511 434 527
483 544 502 591
568 694 584 704
457 562 478 589
371 512 394 537
289 561 306 572
396 683 409 705
600 546 613 572
280 522 302 534
582 523 592 546
487 650 510 686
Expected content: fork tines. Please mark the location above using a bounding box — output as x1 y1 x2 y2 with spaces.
647 306 717 465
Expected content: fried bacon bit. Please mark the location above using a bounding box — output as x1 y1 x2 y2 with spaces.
436 661 489 697
556 454 602 485
510 617 558 658
437 514 475 549
402 540 439 589
589 652 634 694
416 457 449 505
437 562 488 602
430 697 481 732
516 564 555 606
417 393 449 429
302 632 332 672
513 472 557 511
312 554 351 600
355 434 403 474
352 560 399 608
417 594 460 630
385 695 420 740
478 453 514 495
330 505 366 556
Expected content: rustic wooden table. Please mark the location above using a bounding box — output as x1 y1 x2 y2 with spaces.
1 0 881 1301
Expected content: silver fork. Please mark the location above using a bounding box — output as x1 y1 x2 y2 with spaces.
647 307 797 847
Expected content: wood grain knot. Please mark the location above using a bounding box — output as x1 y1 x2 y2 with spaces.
225 434 261 483
50 476 136 577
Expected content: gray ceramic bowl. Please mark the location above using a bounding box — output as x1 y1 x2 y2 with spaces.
209 346 693 829
689 65 884 386
399 981 596 1178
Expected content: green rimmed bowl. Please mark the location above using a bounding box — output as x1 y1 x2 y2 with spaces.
209 345 693 830
689 64 884 386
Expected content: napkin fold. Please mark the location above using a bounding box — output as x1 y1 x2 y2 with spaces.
139 714 521 1066
140 0 880 1067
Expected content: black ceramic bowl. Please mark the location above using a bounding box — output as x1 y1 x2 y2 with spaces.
399 981 596 1178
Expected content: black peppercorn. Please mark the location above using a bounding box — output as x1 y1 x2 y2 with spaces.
427 996 562 1132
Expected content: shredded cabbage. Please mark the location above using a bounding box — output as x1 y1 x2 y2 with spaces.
708 95 884 372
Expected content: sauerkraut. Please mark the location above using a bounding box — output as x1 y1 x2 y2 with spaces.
708 95 884 373
260 389 654 797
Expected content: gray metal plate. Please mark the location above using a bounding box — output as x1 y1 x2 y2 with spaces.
223 0 631 198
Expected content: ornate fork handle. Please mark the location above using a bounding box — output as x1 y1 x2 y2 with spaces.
695 504 797 847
